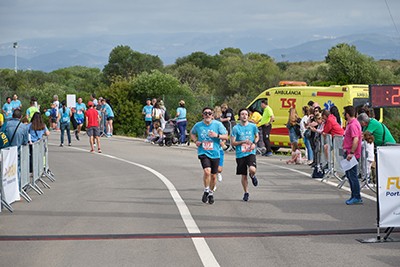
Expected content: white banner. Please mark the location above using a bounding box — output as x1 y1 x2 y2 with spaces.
2 146 19 204
377 146 400 227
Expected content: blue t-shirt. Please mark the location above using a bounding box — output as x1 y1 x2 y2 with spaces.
191 120 227 159
176 107 187 122
75 103 86 119
103 103 114 118
11 100 21 110
3 103 13 119
231 123 259 158
28 123 48 142
143 105 153 121
59 107 71 123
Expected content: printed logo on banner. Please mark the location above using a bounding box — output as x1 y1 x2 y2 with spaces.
386 177 400 196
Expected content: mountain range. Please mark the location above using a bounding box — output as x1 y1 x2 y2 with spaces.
0 32 399 72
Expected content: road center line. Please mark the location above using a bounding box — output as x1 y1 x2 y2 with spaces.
49 143 220 267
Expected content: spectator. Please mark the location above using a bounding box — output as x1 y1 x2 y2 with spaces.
260 99 275 156
50 103 58 131
159 100 167 129
28 112 50 172
12 94 22 111
329 106 343 127
58 100 72 147
321 109 344 168
91 93 98 107
150 121 163 144
31 96 40 110
152 103 162 124
286 142 301 164
3 97 13 121
286 107 301 144
357 113 396 146
142 98 153 138
307 100 314 108
249 107 265 154
176 100 187 146
300 106 313 164
214 106 222 121
310 112 323 166
220 104 235 141
362 130 375 184
342 106 363 205
26 100 40 122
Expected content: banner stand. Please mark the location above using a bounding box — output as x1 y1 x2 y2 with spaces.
357 144 400 243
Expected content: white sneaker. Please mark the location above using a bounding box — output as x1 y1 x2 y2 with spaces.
217 173 222 182
94 143 97 147
213 185 217 192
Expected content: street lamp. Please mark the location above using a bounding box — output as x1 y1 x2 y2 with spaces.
13 42 18 73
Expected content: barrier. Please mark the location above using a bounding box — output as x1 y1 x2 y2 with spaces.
358 141 376 193
1 136 55 212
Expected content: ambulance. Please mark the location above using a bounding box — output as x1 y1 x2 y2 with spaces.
247 81 382 151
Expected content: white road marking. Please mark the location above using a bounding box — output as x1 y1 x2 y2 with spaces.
50 143 220 267
258 161 377 202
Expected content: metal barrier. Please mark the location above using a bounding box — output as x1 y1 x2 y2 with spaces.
1 136 55 212
359 141 376 193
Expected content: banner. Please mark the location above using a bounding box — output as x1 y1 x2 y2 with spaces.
2 146 19 204
377 146 400 227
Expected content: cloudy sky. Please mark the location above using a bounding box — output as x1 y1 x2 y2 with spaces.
1 0 399 44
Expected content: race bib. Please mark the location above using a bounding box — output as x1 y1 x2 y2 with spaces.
146 114 152 118
241 143 252 153
77 110 82 115
202 141 213 150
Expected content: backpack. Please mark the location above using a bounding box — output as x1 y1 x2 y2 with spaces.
0 129 10 149
312 163 325 178
164 110 170 121
61 108 70 123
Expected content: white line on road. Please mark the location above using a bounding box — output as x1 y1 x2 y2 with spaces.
50 143 220 267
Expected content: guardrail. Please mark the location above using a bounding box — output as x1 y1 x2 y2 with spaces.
1 136 55 212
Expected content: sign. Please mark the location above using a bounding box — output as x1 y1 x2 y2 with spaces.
1 146 19 204
377 146 400 227
66 94 76 108
369 84 400 108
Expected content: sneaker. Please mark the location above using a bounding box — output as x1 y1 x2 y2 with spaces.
94 143 97 147
144 139 150 143
243 192 249 201
202 191 209 203
346 198 363 205
68 143 72 146
217 173 222 182
74 130 78 140
59 144 63 147
98 149 102 153
250 175 258 187
213 185 217 192
262 152 273 157
208 195 214 204
90 149 95 153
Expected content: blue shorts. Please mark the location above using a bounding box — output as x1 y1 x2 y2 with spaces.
75 117 84 125
219 149 224 167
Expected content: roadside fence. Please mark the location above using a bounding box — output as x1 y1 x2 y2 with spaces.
0 136 55 212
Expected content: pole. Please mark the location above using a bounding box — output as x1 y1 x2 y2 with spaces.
13 42 18 73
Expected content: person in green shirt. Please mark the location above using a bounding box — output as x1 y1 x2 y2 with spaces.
357 113 396 146
260 99 275 156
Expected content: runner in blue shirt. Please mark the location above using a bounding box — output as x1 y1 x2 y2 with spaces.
73 97 86 141
190 107 228 205
142 98 153 139
12 94 22 112
101 98 114 137
2 97 13 121
231 108 260 201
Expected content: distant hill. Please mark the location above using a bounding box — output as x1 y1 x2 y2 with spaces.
0 32 399 72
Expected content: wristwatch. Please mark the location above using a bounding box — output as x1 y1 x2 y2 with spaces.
349 151 354 155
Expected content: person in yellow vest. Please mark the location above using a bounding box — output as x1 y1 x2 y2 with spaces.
26 101 40 122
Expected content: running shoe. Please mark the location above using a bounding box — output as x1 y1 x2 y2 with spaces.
90 149 95 153
261 152 273 157
202 191 209 203
76 133 80 141
217 173 222 182
98 149 102 153
243 192 249 201
250 175 258 187
74 130 78 140
68 143 72 146
208 195 214 204
59 144 63 147
346 198 363 205
213 185 217 192
94 143 97 147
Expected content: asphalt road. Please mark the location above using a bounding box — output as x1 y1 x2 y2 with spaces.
1 133 399 267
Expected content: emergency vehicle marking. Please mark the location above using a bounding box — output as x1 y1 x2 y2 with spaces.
275 90 301 95
280 98 296 108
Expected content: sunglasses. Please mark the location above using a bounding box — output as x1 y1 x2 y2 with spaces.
203 112 212 115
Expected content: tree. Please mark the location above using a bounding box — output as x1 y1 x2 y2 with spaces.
102 45 163 84
325 43 394 85
175 51 221 70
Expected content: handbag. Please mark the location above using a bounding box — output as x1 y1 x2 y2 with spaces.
304 128 312 139
312 163 325 178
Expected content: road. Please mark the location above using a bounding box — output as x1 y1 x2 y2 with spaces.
0 133 399 267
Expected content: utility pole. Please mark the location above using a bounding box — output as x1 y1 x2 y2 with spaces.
13 42 18 73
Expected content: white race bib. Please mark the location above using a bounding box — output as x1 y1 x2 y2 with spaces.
241 143 252 153
202 141 213 150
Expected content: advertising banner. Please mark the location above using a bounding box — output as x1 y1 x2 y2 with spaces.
1 146 19 204
377 146 400 227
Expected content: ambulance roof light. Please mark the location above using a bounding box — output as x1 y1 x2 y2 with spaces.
342 87 348 91
279 81 307 87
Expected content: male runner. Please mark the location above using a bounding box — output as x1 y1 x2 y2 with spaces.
85 101 101 153
190 107 228 204
73 97 86 141
231 108 260 201
142 98 153 139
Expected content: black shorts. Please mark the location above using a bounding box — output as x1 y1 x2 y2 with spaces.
51 118 57 123
87 126 100 137
107 116 114 121
236 154 257 175
198 154 220 174
145 121 151 127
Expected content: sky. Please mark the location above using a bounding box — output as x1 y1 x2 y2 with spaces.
1 0 400 44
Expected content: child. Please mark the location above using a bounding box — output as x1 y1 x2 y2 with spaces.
50 103 57 131
150 121 163 144
21 117 32 144
362 131 375 184
286 142 302 164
